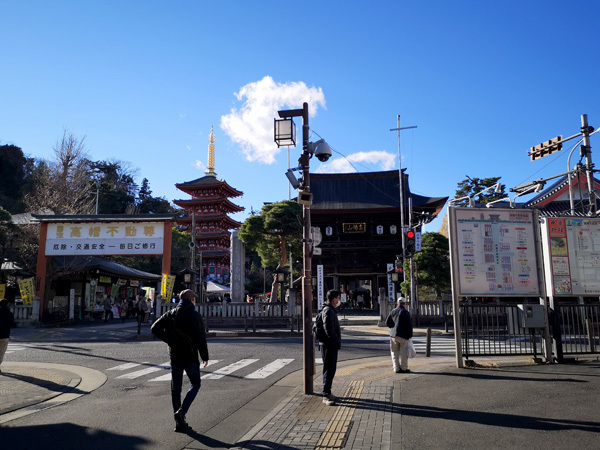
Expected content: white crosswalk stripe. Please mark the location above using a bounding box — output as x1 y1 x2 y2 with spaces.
108 362 146 371
115 362 171 379
5 344 28 354
148 360 222 382
245 359 294 379
201 358 259 380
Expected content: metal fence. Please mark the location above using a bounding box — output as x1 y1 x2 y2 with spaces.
556 304 599 354
460 304 600 358
461 305 546 357
161 301 299 318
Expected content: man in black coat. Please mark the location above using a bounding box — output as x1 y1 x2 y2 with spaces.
386 296 413 373
0 299 15 373
151 289 209 432
320 289 342 406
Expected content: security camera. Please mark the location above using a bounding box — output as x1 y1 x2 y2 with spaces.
308 139 332 162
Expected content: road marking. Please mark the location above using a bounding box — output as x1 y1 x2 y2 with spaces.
245 359 294 379
115 362 170 379
148 360 222 382
108 362 146 371
201 358 258 380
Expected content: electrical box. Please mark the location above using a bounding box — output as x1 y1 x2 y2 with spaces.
518 304 546 329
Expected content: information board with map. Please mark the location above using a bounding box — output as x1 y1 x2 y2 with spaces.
449 208 540 296
540 217 600 296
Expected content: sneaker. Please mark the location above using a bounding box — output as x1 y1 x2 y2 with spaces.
322 394 336 406
174 410 188 433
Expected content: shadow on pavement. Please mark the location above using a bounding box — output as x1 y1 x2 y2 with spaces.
1 423 150 449
2 372 86 395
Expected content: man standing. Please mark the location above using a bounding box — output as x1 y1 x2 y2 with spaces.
103 295 112 323
151 289 209 433
386 296 413 373
320 289 342 406
0 299 15 373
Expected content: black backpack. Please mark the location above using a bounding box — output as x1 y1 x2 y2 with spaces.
312 310 327 344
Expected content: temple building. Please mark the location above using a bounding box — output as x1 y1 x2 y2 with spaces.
173 127 244 282
310 169 447 299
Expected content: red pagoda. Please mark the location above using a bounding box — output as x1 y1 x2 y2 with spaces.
173 127 244 281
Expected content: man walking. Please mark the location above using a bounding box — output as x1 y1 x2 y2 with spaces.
151 289 209 433
102 295 112 323
320 289 342 406
0 299 15 373
386 296 413 373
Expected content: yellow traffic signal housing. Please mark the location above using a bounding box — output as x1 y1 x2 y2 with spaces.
530 135 563 161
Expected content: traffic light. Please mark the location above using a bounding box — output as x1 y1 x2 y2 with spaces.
405 230 416 255
529 135 562 161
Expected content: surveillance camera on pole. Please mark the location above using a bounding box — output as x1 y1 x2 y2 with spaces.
307 139 332 162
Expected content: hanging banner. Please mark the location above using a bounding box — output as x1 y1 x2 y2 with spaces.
0 284 5 300
18 277 35 305
317 265 324 310
161 274 176 301
387 263 396 302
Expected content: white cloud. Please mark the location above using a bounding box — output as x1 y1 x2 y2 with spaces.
194 160 206 171
316 151 396 173
220 76 326 164
186 145 192 151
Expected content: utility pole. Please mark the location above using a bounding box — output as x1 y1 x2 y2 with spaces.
390 115 417 288
581 114 597 216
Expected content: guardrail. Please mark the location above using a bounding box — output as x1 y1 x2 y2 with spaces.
9 304 34 325
556 304 600 355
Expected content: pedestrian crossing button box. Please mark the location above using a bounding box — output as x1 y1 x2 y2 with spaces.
518 304 545 329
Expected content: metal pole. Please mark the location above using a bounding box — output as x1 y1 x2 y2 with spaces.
390 117 417 284
95 181 100 214
301 102 314 395
581 114 596 216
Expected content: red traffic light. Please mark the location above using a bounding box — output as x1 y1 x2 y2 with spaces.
406 230 415 239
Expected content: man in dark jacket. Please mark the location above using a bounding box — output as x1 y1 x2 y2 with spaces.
151 289 209 433
386 296 413 373
0 298 15 373
320 289 342 406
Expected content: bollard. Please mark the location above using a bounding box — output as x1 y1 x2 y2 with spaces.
587 318 596 353
426 327 432 357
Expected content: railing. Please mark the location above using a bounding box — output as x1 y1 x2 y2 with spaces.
461 305 546 357
161 301 299 318
9 304 34 324
556 304 600 354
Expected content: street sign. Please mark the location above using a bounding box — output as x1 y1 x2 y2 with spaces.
313 247 322 256
416 231 422 252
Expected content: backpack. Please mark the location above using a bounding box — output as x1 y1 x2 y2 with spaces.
312 310 328 344
152 311 193 350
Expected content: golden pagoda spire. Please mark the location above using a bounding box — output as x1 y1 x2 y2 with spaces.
206 126 216 176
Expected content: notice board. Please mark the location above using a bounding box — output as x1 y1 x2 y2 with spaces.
540 217 600 296
449 208 540 297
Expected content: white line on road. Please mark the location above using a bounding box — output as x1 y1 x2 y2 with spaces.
201 358 258 380
108 362 146 371
148 360 222 382
115 362 170 379
244 359 294 379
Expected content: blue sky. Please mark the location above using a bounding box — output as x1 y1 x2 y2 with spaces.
2 1 599 232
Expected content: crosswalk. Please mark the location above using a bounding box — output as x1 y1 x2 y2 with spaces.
5 343 31 355
107 358 296 382
412 336 457 355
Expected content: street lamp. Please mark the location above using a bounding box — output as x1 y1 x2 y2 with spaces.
274 102 330 395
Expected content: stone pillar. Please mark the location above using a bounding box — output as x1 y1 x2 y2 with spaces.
230 230 245 302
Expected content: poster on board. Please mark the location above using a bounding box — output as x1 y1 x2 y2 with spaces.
449 208 540 297
540 217 600 296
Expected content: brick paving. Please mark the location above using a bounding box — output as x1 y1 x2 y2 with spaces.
233 358 405 450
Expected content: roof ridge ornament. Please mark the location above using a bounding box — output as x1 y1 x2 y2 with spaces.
206 126 217 176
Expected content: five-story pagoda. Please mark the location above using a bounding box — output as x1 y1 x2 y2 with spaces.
173 127 243 282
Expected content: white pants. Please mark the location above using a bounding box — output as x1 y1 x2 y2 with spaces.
0 338 9 366
390 336 409 371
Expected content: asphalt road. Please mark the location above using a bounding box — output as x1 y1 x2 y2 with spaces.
3 326 394 449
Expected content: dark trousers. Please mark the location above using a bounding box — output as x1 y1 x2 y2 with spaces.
321 345 338 395
104 310 111 322
171 359 201 415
